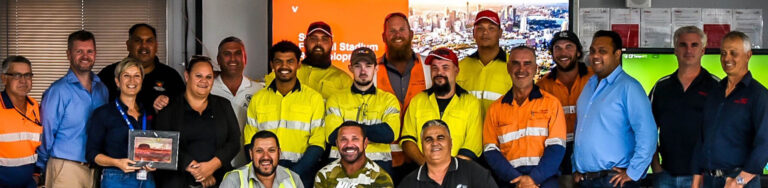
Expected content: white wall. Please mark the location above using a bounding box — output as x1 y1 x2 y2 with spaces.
202 0 269 80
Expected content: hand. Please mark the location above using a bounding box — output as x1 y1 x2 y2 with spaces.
113 158 141 173
511 175 538 188
153 95 169 112
724 177 744 188
186 160 200 179
199 175 216 187
191 158 221 181
691 174 703 188
609 167 633 188
456 154 472 161
32 175 40 185
573 172 583 183
143 164 157 172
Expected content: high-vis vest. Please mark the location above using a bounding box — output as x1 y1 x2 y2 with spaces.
265 64 352 99
245 81 326 162
325 87 401 161
224 163 298 188
400 87 484 157
0 92 41 167
456 50 512 117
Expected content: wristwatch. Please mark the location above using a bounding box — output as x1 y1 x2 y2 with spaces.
736 176 746 185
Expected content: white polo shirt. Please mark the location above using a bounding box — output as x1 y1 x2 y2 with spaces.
211 75 264 167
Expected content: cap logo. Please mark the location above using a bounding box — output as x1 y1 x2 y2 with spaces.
559 32 569 38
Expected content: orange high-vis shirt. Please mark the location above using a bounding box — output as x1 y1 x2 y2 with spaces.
482 86 566 167
0 91 42 167
535 63 592 142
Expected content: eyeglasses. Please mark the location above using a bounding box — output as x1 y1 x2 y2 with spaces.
4 73 34 80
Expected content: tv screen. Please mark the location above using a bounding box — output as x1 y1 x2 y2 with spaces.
270 0 570 73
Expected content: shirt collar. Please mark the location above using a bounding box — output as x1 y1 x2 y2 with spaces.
214 75 254 93
501 84 543 104
249 164 290 186
268 79 302 93
546 62 588 80
596 65 624 84
416 157 460 182
1 90 33 109
64 69 102 84
672 67 716 86
468 47 507 62
425 84 468 97
351 85 377 95
720 71 754 88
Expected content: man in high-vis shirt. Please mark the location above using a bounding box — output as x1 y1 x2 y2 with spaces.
264 22 352 99
483 46 567 188
324 47 401 175
400 48 483 165
456 10 512 116
0 56 42 188
222 131 304 188
245 41 325 188
535 30 592 188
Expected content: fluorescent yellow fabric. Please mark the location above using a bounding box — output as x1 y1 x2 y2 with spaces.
456 53 513 117
265 65 352 99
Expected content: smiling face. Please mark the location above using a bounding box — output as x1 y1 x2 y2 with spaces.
67 39 96 74
552 40 581 71
508 49 537 89
589 36 621 79
421 125 452 164
217 41 246 77
674 33 705 67
304 31 333 63
271 51 300 83
336 126 368 163
430 59 458 90
115 65 143 97
126 26 157 65
2 62 33 98
383 16 414 55
184 62 214 98
720 37 751 76
473 20 501 48
250 137 280 176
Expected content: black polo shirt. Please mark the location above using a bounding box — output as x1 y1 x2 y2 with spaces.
399 157 498 188
98 57 186 114
648 68 719 175
694 72 768 175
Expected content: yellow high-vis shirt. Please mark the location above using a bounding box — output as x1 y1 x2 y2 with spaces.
245 80 325 162
265 64 352 99
456 49 513 117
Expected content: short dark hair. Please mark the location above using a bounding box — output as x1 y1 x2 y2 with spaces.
250 130 280 149
2 55 32 74
185 55 213 72
337 121 367 140
592 30 623 52
421 119 450 136
218 36 245 53
129 23 157 38
510 45 536 58
67 30 96 51
269 40 302 62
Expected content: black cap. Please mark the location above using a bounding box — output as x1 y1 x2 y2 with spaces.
549 30 583 54
350 47 377 65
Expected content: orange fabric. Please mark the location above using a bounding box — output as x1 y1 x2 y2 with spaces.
376 55 428 167
535 68 593 135
0 96 42 160
482 90 566 162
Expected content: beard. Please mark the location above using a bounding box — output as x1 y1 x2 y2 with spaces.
355 80 372 87
304 46 332 68
386 39 413 62
555 55 578 72
253 159 277 176
432 76 452 96
340 146 364 163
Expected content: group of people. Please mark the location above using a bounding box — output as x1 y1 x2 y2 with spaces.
0 10 766 188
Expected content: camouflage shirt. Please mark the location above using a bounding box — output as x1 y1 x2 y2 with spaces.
314 158 394 188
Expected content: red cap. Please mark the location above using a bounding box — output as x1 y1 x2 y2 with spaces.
307 21 332 37
475 10 500 26
424 48 459 66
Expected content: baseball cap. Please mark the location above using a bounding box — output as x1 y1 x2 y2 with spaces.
475 10 500 26
350 47 377 65
424 48 459 66
307 21 332 37
549 30 583 53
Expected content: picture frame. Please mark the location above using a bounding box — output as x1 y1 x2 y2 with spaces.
128 130 180 170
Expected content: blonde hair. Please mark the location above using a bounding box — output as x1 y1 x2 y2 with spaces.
114 57 145 80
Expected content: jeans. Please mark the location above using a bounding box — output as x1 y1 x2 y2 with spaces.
702 173 760 188
653 171 692 188
101 168 155 188
577 172 639 188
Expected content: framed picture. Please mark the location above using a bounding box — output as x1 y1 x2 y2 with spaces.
128 130 180 170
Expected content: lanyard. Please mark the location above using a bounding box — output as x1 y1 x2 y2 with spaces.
115 99 146 131
13 106 40 126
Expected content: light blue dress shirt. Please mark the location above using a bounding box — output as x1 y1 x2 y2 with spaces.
36 70 108 168
572 65 657 181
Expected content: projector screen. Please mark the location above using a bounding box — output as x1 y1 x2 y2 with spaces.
270 0 571 73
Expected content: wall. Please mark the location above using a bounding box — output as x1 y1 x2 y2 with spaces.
579 0 768 48
202 0 269 80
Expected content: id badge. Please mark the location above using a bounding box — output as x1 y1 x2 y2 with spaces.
137 169 148 180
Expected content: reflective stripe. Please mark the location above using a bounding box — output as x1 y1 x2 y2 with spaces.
359 119 382 126
256 120 320 131
327 107 342 116
483 143 500 152
328 150 393 161
497 127 549 144
383 107 400 115
509 157 541 168
390 144 402 152
563 105 576 114
280 151 303 163
545 138 566 146
469 90 504 101
235 164 297 188
279 168 296 188
0 154 37 166
566 133 574 142
0 132 40 142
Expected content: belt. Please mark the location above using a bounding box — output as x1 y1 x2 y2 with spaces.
52 157 88 166
706 168 741 177
582 170 616 180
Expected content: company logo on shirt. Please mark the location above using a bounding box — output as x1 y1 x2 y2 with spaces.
456 184 467 188
154 81 166 92
698 91 708 96
733 98 749 104
243 94 253 108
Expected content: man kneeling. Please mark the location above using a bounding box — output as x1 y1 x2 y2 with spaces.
221 131 303 188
